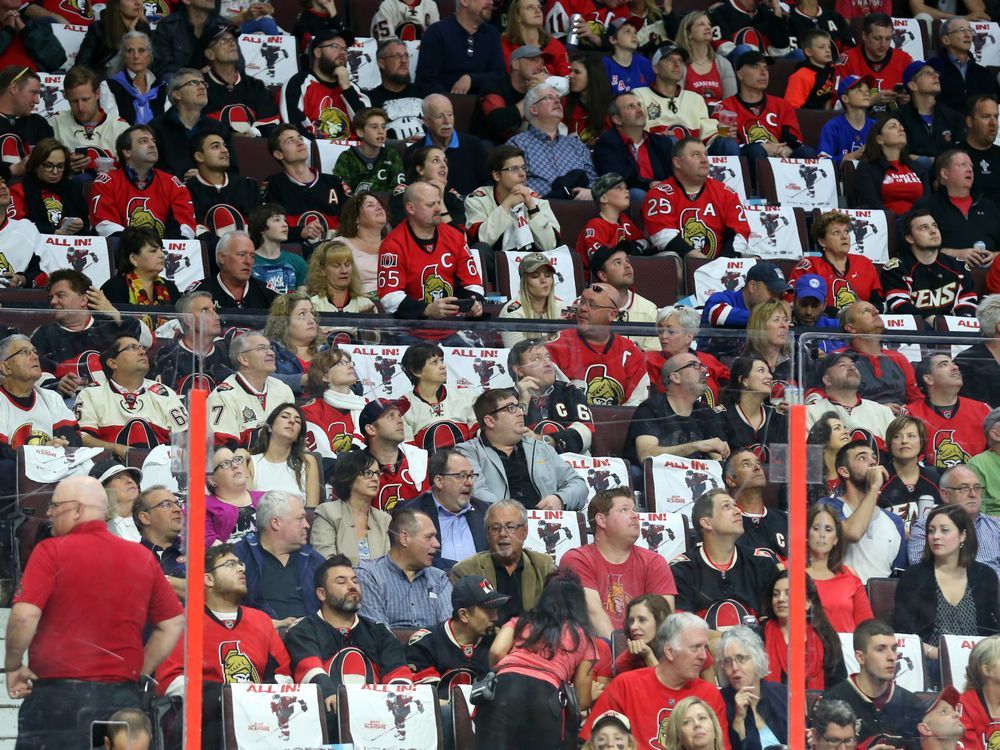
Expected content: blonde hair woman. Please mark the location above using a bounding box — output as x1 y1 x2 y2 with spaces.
743 300 792 387
661 696 726 750
306 240 377 314
499 253 566 348
959 634 1000 747
263 291 326 395
674 11 736 111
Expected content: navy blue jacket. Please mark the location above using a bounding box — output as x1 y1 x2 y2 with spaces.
721 680 788 750
400 491 491 571
592 128 674 191
234 533 325 619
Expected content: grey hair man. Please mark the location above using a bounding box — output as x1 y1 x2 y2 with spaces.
811 699 859 750
955 293 1000 406
196 230 278 311
152 290 232 393
584 612 728 744
450 499 555 624
206 330 294 448
233 490 325 629
405 92 489 194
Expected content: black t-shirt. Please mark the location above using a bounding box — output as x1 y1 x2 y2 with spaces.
494 440 542 509
259 549 306 619
959 140 1000 207
494 558 524 625
625 393 727 465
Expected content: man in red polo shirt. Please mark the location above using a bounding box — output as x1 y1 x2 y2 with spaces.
6 475 183 747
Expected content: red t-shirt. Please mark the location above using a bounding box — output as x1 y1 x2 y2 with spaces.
496 617 599 688
14 520 183 681
950 194 974 218
582 668 731 750
880 161 924 216
559 544 677 632
576 214 645 273
812 567 874 633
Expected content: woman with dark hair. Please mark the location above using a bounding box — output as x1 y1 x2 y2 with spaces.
310 450 391 564
77 0 151 76
501 0 570 75
880 414 941 510
301 348 367 457
806 502 874 633
337 191 388 295
206 446 265 545
615 594 672 674
894 505 999 660
720 354 787 453
478 569 597 749
855 114 930 214
8 138 88 235
101 226 181 330
389 147 466 229
246 403 322 507
807 411 851 493
101 31 166 125
762 571 845 690
399 343 477 445
262 291 326 395
565 56 612 146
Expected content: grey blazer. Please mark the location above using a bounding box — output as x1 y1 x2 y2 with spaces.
310 500 392 565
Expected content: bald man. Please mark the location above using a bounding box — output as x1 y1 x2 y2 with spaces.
6 476 184 748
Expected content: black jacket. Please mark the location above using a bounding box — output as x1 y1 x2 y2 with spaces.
822 678 925 744
400 491 490 571
721 681 788 750
892 559 1000 643
150 110 234 179
928 53 999 115
592 128 674 191
896 100 966 158
913 187 1000 251
76 18 152 76
151 7 226 80
852 159 931 211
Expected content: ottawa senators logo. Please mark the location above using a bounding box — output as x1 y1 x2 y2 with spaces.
316 99 351 139
831 278 858 309
0 252 12 276
0 134 26 166
58 0 92 18
204 204 246 236
142 0 169 17
126 197 166 238
330 431 355 453
584 365 625 406
654 707 675 750
213 104 255 132
10 424 51 450
933 430 971 468
415 420 469 452
117 418 161 449
421 264 453 303
297 211 331 234
375 482 402 512
680 208 717 260
983 723 1000 750
744 122 777 144
219 641 260 683
43 196 63 227
732 26 766 49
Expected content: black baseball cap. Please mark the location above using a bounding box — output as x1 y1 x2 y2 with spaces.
452 576 511 610
358 398 409 434
745 261 788 294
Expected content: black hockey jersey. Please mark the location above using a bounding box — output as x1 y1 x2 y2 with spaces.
718 403 788 464
205 70 281 134
740 508 788 560
406 619 493 698
31 317 141 385
524 381 595 454
881 247 977 318
0 112 53 166
263 169 350 236
153 339 234 395
669 543 782 616
709 0 790 53
185 173 262 237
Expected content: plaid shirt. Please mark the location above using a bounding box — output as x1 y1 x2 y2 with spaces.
507 127 598 197
356 553 454 629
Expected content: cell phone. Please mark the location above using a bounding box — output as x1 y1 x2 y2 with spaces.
456 298 475 312
893 83 905 95
872 735 907 749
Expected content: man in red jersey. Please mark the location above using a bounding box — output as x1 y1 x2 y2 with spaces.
378 181 485 343
907 353 991 469
837 14 912 107
582 612 731 750
6 475 183 747
546 282 650 406
89 124 197 239
643 137 750 259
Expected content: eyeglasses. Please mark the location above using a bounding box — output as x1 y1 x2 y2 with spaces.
4 346 37 361
146 498 183 511
381 51 409 60
246 344 272 354
674 361 707 373
820 737 857 748
214 455 245 472
318 42 346 51
491 403 526 416
47 498 79 512
176 79 207 89
535 94 561 105
719 653 753 669
208 559 246 572
944 484 982 495
487 522 527 535
116 343 146 355
578 286 619 310
499 164 527 174
359 468 379 479
40 161 66 172
441 471 479 482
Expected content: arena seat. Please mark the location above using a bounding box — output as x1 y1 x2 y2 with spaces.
866 577 898 625
231 137 278 184
806 690 823 717
796 110 839 154
450 686 475 747
939 634 985 688
351 0 382 37
971 267 988 298
549 199 600 259
630 255 680 307
765 60 798 98
338 684 443 749
393 627 417 645
672 0 715 13
839 631 927 692
589 405 636 459
840 160 858 209
271 0 301 33
445 93 480 137
495 247 582 302
610 629 628 669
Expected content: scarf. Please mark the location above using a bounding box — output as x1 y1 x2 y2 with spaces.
323 389 367 411
126 272 172 330
111 70 163 125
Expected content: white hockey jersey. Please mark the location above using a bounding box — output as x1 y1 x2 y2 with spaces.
0 386 77 450
75 378 188 449
207 372 295 447
371 0 439 40
401 385 478 451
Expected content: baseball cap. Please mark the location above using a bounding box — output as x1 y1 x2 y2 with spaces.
916 685 962 717
510 44 545 63
452 576 511 610
591 710 631 734
89 458 142 486
592 172 626 204
745 261 788 294
519 252 556 276
587 244 625 275
902 59 932 87
734 49 774 70
815 351 857 383
358 398 410 435
608 16 644 36
794 274 827 303
204 23 240 49
651 44 690 66
838 74 875 97
309 28 355 56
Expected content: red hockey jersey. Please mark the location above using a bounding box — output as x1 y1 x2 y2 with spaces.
90 168 196 239
546 329 649 406
905 397 991 470
837 46 913 93
959 687 1000 750
642 177 750 259
719 93 803 147
576 214 645 273
377 221 485 341
787 254 883 311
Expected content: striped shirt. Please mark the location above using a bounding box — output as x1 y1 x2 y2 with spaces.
357 553 453 629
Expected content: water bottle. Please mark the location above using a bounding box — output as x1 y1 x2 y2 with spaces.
566 13 582 47
974 240 987 260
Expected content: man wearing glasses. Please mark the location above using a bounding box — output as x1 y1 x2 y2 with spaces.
77 334 189 457
6 475 183 747
455 387 588 510
810 699 861 750
135 486 187 598
365 39 430 142
281 29 369 140
401 447 491 571
908 464 1000 576
451 499 554 624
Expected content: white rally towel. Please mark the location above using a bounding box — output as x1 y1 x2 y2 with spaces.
767 157 837 210
743 205 802 260
644 454 724 516
22 445 103 484
37 235 112 287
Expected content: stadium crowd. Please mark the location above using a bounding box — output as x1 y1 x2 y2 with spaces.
5 0 1000 745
